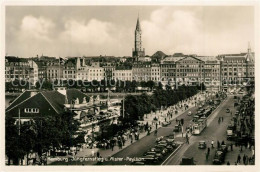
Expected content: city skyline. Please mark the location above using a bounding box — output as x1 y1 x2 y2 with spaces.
6 6 254 58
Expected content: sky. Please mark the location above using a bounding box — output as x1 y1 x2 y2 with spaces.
5 6 255 58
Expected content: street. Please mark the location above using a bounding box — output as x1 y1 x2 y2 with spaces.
99 97 206 165
101 94 232 165
164 95 236 165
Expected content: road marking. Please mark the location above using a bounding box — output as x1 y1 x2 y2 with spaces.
161 144 183 165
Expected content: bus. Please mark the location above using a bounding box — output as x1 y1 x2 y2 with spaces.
192 118 207 135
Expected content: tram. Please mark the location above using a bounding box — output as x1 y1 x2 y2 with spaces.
192 117 207 135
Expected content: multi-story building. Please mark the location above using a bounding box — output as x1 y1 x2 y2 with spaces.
218 46 254 85
76 57 88 81
46 59 63 81
132 62 151 81
33 60 47 80
151 63 161 81
113 66 132 81
88 62 104 81
198 56 220 87
63 58 77 80
102 62 115 80
28 60 39 85
160 56 182 83
5 56 31 82
161 55 221 87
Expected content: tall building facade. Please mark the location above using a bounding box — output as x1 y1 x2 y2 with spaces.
5 56 30 82
132 16 145 59
218 44 255 85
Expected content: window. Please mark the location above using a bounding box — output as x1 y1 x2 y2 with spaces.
24 108 39 113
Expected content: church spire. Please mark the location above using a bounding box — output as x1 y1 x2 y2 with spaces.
136 14 141 31
132 14 145 58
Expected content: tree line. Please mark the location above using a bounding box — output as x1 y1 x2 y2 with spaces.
5 111 84 165
121 85 202 125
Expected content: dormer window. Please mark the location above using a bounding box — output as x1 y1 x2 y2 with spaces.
24 108 39 113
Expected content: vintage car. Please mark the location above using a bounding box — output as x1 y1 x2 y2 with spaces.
173 125 181 132
213 151 225 165
180 157 196 165
198 140 207 149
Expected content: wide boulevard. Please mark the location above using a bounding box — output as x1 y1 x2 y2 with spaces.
101 94 236 165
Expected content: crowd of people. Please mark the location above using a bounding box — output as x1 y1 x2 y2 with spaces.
233 91 255 165
84 92 206 156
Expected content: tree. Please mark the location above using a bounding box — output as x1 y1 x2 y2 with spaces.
5 116 25 165
146 80 155 91
156 82 163 90
131 80 138 92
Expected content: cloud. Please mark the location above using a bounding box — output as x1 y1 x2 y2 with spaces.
142 7 205 56
5 6 254 57
60 19 116 45
58 18 129 56
19 15 54 41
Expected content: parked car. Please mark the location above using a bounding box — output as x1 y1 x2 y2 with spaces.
180 157 196 165
155 145 168 154
156 136 165 143
166 135 175 144
142 155 159 164
213 151 225 165
198 140 207 149
131 160 145 165
150 147 167 156
166 145 174 151
144 151 163 160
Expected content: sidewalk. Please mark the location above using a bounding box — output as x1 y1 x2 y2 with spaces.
48 93 206 165
224 144 254 165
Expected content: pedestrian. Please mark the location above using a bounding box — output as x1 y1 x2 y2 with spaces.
245 155 248 165
227 161 230 165
97 151 100 158
230 143 233 151
211 140 214 148
221 140 225 145
207 147 210 154
156 123 158 130
205 151 209 161
237 154 241 163
218 118 221 124
122 137 125 146
243 154 246 165
186 137 189 144
217 140 220 148
111 142 114 151
154 129 158 136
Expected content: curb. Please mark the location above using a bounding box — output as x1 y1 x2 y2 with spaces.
161 143 183 165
